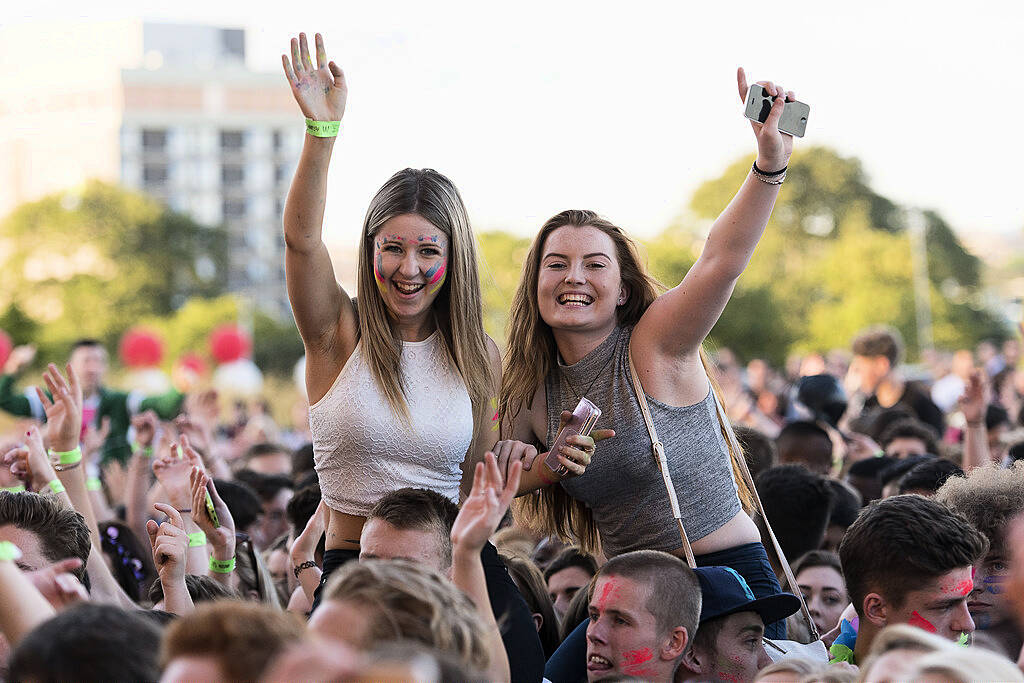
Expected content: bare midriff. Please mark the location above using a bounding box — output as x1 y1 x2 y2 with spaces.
325 507 367 550
670 509 761 559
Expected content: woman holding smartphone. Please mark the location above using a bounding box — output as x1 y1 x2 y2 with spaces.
497 69 798 639
280 33 593 589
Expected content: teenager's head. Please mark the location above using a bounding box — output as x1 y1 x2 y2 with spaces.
360 487 459 572
312 558 489 674
845 455 897 505
355 168 490 430
241 442 292 476
850 327 903 393
680 567 801 683
69 338 108 395
838 495 987 644
793 550 847 635
544 545 598 620
211 478 262 537
880 418 940 460
936 462 1024 633
9 604 162 682
233 470 293 550
0 492 90 583
160 602 305 683
897 459 963 497
755 465 835 565
502 553 561 658
100 520 156 602
775 421 834 475
585 550 700 682
879 455 935 498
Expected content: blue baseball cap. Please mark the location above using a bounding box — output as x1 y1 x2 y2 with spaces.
693 566 801 625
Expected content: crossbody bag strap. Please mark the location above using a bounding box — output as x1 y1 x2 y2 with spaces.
707 386 821 642
627 344 697 569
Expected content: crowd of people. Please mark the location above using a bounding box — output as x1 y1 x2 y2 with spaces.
2 29 1024 683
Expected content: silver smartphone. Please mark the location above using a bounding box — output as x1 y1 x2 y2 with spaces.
544 397 602 476
744 84 810 138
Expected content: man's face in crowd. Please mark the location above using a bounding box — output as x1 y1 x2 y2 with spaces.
877 566 975 639
885 437 928 460
246 451 292 476
69 345 108 397
359 518 448 573
548 565 593 619
850 354 889 394
254 488 293 551
969 549 1012 631
586 575 677 682
685 611 771 683
0 524 46 573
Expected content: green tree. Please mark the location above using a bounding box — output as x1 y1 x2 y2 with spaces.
0 182 227 359
478 230 532 345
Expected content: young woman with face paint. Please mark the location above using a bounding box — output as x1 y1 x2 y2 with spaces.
280 33 595 596
497 69 800 652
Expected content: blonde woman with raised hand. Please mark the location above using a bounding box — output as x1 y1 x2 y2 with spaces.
279 32 594 613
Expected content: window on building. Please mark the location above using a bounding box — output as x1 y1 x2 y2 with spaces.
142 129 167 150
143 164 168 184
272 129 283 151
221 165 244 186
220 131 244 151
222 199 247 218
274 164 289 184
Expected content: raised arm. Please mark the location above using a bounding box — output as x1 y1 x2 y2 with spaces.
634 68 796 361
281 32 358 402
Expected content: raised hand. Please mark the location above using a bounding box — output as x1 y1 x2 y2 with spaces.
736 67 795 172
282 32 348 122
958 369 988 425
130 411 159 451
152 435 204 510
25 558 88 609
3 425 55 491
36 363 83 453
146 503 188 583
82 416 110 465
451 453 521 554
189 466 234 554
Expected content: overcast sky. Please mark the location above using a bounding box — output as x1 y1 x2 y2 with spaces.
9 1 1024 255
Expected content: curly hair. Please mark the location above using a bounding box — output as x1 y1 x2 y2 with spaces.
935 462 1024 551
322 558 490 673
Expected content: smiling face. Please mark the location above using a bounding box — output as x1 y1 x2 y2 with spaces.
537 225 626 342
968 549 1012 631
371 213 449 339
797 565 848 635
586 575 678 682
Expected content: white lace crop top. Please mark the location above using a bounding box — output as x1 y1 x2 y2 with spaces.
310 331 474 515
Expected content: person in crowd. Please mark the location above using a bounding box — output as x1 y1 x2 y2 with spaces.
775 421 834 476
290 442 315 481
821 479 862 553
356 486 545 683
279 32 594 614
734 424 777 481
239 442 293 476
846 327 944 435
832 495 987 665
755 465 835 578
148 573 239 610
678 566 801 683
878 418 940 460
793 550 848 636
0 492 91 586
501 552 561 658
498 70 801 657
160 602 305 683
936 462 1024 660
544 545 599 622
8 603 163 683
854 623 958 683
878 454 934 498
930 349 974 413
0 340 183 463
233 470 293 551
844 455 896 505
896 458 963 496
904 646 1024 683
585 550 700 683
99 519 156 603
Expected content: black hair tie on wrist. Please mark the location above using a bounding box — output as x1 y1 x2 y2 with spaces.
753 161 787 176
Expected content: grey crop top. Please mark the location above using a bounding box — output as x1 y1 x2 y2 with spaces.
544 326 741 557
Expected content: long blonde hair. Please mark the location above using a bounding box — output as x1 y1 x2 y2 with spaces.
501 209 754 554
356 169 491 433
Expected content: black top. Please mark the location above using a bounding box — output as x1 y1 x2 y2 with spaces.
864 380 945 436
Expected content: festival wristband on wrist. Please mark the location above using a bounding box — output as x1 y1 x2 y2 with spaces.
86 476 103 491
2 484 26 493
0 541 22 562
188 531 207 548
305 118 340 137
209 556 235 574
48 479 66 494
50 445 82 465
131 442 154 458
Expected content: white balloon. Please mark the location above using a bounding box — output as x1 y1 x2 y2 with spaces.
125 368 171 394
213 359 264 397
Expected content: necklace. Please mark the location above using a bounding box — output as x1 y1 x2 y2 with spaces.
560 330 619 402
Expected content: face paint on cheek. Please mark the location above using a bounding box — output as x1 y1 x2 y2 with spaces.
984 575 1007 595
909 610 938 633
426 260 447 294
374 251 387 294
621 648 653 676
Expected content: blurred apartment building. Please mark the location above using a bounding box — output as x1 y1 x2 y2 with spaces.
0 21 301 318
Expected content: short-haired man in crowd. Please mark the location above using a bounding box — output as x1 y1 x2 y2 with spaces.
834 495 988 664
678 566 801 683
585 550 700 682
544 546 598 621
0 492 90 585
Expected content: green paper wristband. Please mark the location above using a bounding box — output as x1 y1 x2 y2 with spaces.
0 541 22 562
131 442 154 458
305 118 340 137
188 531 207 548
48 479 66 494
86 477 102 491
2 485 26 493
50 446 83 465
209 556 235 574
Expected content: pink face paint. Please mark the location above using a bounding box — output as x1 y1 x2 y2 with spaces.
621 648 653 676
596 580 618 609
953 580 973 597
909 610 938 633
425 260 447 294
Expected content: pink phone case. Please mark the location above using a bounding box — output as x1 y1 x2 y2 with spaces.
545 397 602 475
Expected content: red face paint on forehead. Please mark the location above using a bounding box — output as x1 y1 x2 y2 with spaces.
909 610 938 633
596 579 618 609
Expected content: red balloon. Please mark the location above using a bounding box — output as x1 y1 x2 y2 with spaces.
210 325 251 364
119 328 164 368
177 352 208 376
0 330 12 369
